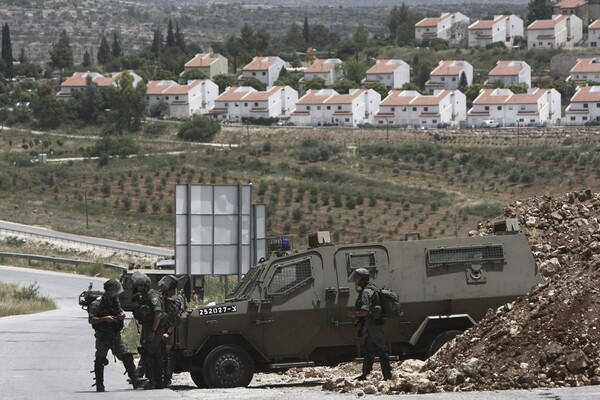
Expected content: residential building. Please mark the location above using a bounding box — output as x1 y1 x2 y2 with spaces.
238 56 286 87
146 79 219 118
487 60 532 88
468 15 524 48
553 0 589 27
291 88 381 127
568 57 600 84
210 86 298 122
564 85 600 125
415 12 470 45
527 14 583 49
182 53 228 79
300 58 343 88
56 70 142 100
374 89 466 127
425 60 473 94
588 19 600 47
361 59 410 89
467 88 562 127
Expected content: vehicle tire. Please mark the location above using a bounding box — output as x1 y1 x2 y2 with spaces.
190 366 208 388
427 330 463 358
202 344 254 388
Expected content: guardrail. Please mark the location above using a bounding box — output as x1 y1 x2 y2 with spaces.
0 226 169 258
0 251 126 273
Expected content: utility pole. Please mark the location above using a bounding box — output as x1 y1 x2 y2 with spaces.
84 190 89 229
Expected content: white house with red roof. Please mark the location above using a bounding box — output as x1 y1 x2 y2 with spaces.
300 58 343 87
146 79 218 118
553 0 589 27
467 87 561 127
487 60 531 88
425 60 473 94
588 19 600 47
415 12 470 45
568 57 600 84
210 86 297 122
468 15 524 48
57 70 142 100
374 89 466 128
362 59 410 89
291 88 381 127
564 86 600 125
238 56 286 87
527 14 582 49
182 53 228 79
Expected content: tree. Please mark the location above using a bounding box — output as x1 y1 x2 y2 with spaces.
254 29 271 54
107 71 148 134
365 82 389 98
111 32 122 58
352 24 369 53
151 28 163 58
166 19 175 48
82 49 92 68
225 35 243 72
240 23 255 54
175 22 185 50
97 35 111 65
303 15 310 45
387 4 408 40
304 76 326 90
284 23 306 52
332 79 355 94
241 77 266 91
212 73 235 92
177 115 220 142
1 23 13 77
76 75 100 123
526 0 553 25
31 85 65 129
400 82 421 93
180 69 206 82
18 47 26 64
458 72 468 92
49 30 74 79
343 60 368 84
310 24 331 51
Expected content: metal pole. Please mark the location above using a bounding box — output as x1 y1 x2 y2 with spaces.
246 123 250 143
386 120 389 143
84 190 89 229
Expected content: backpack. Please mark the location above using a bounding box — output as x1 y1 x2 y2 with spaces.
366 283 403 320
163 293 186 326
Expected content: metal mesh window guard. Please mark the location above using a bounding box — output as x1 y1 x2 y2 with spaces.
427 245 504 266
348 253 376 269
268 259 312 294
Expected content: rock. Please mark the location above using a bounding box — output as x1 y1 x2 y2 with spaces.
400 359 426 373
460 358 482 378
566 350 589 372
551 211 564 221
446 368 465 385
363 385 377 394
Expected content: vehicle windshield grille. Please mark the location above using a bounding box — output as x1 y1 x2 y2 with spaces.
427 245 504 266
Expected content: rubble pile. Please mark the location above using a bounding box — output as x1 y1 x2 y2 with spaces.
316 189 600 395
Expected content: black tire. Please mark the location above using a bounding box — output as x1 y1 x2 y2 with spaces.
202 344 254 388
190 366 208 388
427 330 463 358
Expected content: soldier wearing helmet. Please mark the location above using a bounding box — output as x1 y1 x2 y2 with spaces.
88 279 147 392
347 268 392 381
131 271 165 390
158 275 185 387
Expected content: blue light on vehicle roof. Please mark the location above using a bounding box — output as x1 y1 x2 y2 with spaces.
281 239 290 250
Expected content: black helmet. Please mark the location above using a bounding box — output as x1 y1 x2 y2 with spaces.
348 268 371 283
159 275 178 290
131 270 151 286
104 279 124 294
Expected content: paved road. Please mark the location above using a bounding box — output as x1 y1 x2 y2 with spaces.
0 219 172 257
2 265 600 400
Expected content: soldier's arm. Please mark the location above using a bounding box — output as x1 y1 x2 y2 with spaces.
151 310 162 333
88 303 115 324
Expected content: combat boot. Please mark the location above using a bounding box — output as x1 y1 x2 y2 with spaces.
122 353 147 390
92 358 107 392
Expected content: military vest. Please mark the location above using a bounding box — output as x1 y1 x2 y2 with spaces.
133 289 162 325
91 296 124 334
162 292 185 328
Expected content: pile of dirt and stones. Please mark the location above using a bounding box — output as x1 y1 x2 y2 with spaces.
308 189 600 395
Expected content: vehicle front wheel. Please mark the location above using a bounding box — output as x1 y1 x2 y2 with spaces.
202 344 254 388
427 330 463 358
190 365 208 388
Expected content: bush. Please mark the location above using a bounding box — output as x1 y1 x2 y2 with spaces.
144 122 168 136
177 115 220 142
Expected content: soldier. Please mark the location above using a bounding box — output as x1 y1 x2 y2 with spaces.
347 268 392 381
158 275 185 387
131 270 165 390
88 279 146 392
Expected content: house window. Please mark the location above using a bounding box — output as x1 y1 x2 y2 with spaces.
424 107 429 111
592 42 597 47
412 107 417 111
317 106 321 110
224 103 228 106
262 72 266 76
252 72 256 76
583 116 588 120
570 116 576 121
530 119 535 123
307 106 311 110
597 103 600 108
175 96 179 100
584 104 589 108
146 96 149 100
484 106 489 111
433 119 437 123
244 103 248 107
402 107 407 111
255 102 259 107
452 77 456 81
391 107 395 111
441 77 445 81
338 106 342 110
345 118 350 122
156 96 160 100
497 106 502 110
327 106 331 110
235 103 239 107
166 96 169 100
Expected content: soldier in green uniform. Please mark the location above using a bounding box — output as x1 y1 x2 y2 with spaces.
88 279 146 392
158 275 185 387
131 271 165 390
347 268 392 381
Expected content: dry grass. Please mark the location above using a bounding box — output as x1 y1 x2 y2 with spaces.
0 281 56 317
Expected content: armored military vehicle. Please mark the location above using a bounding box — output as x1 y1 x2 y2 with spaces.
170 219 541 388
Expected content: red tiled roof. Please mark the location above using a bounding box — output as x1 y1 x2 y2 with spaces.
528 15 568 30
324 89 366 105
489 61 528 77
184 53 220 68
589 19 600 30
243 86 283 101
431 60 468 76
296 89 338 105
366 59 407 74
570 85 600 102
469 16 507 30
216 87 256 102
304 59 340 73
554 0 587 9
570 58 600 74
415 13 453 28
243 56 280 71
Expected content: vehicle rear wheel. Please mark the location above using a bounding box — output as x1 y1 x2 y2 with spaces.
202 344 254 388
190 366 208 388
427 330 463 358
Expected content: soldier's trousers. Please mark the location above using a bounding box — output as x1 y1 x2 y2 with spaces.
141 327 165 386
362 325 392 380
95 331 129 361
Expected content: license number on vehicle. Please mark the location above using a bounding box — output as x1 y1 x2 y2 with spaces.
198 305 238 316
